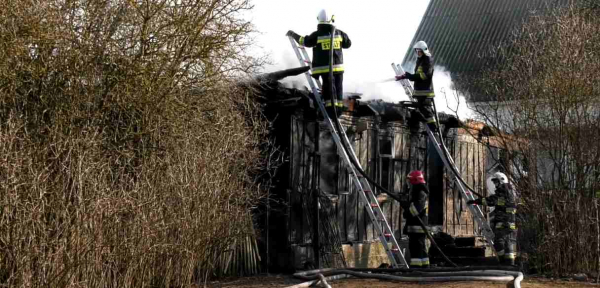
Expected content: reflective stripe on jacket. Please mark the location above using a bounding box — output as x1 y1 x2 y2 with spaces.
293 24 351 75
403 183 429 234
410 257 430 266
494 222 517 230
406 55 435 97
480 183 519 225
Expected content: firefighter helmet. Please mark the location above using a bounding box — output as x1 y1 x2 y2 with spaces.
491 172 509 184
413 40 431 57
408 170 426 185
317 9 334 24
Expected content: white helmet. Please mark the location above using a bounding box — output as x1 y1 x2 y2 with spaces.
413 40 431 57
317 9 334 24
491 172 509 184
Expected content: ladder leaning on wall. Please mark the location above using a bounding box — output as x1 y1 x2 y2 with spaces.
287 36 409 268
391 63 497 253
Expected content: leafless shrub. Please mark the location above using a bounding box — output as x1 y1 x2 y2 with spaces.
0 0 270 287
455 3 600 276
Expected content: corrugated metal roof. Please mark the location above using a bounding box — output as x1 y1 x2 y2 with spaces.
401 0 573 75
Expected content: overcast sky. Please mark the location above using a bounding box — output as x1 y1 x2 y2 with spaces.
249 0 474 119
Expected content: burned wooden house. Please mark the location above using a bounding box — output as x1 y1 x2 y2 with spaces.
252 0 569 273
254 68 506 272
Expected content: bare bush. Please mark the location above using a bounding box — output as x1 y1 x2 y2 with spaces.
0 0 269 287
456 4 600 276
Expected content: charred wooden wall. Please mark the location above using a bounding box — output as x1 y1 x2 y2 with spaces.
260 96 499 272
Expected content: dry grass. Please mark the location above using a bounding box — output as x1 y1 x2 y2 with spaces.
0 0 271 287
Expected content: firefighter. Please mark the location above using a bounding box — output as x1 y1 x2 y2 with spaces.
286 9 351 116
396 41 438 132
402 170 430 268
467 172 518 266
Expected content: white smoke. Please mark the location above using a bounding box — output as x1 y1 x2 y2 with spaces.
343 77 407 103
432 66 476 120
277 62 477 122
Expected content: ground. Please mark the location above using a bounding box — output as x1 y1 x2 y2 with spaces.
208 274 599 288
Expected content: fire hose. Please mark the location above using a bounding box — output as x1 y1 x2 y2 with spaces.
285 267 523 288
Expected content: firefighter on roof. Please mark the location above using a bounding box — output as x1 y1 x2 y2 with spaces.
396 41 438 132
467 172 519 266
286 9 351 116
402 170 430 268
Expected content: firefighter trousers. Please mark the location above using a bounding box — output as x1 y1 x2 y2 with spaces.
493 226 517 265
413 96 438 131
314 73 343 103
408 233 430 267
315 73 344 118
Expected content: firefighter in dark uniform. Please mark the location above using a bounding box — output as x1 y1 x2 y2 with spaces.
467 172 518 266
396 41 438 132
402 170 430 268
286 9 351 116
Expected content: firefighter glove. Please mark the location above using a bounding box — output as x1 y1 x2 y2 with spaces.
466 199 477 205
395 74 407 81
286 30 296 37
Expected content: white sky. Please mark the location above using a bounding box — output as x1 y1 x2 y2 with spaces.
249 0 475 119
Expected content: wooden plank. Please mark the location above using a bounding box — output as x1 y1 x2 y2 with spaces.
390 157 402 238
338 174 348 242
367 128 384 241
347 142 358 242
464 142 472 235
357 128 368 241
319 128 337 194
346 178 358 242
289 117 301 244
337 162 348 242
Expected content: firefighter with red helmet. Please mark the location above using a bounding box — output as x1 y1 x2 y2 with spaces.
402 170 430 268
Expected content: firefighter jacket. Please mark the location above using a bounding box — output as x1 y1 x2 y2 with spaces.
402 183 429 234
291 24 351 75
475 183 518 230
405 55 435 97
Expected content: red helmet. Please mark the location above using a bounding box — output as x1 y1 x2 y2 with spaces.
408 170 426 184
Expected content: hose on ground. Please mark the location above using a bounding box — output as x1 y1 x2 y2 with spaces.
349 265 520 273
283 273 346 288
286 268 524 288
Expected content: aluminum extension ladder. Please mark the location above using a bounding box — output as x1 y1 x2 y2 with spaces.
391 63 497 252
288 36 409 268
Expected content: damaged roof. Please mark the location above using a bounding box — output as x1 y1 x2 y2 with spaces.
401 0 572 75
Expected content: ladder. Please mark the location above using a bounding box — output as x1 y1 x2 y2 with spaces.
391 63 496 251
288 36 409 268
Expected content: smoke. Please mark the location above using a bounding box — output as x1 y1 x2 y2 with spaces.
344 78 408 103
278 52 312 90
273 49 475 121
281 75 309 91
432 65 476 120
